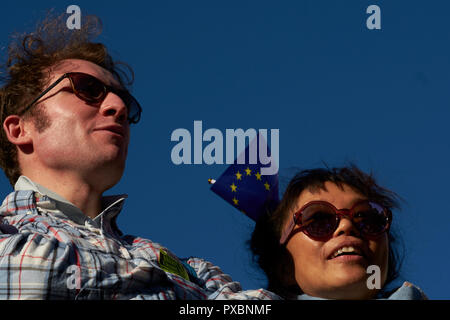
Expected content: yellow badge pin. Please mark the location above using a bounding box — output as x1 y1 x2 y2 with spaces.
158 249 190 281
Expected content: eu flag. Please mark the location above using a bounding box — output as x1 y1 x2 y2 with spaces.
210 133 279 221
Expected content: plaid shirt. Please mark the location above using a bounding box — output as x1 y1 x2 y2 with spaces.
0 176 280 300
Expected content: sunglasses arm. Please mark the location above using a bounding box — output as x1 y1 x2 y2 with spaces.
279 218 296 245
20 74 68 115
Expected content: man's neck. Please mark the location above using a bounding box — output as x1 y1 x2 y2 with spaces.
21 170 104 219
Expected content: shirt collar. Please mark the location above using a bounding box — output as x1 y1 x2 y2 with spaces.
14 175 127 231
293 281 427 300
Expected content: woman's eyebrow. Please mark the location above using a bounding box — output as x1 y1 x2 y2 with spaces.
299 197 368 209
347 197 368 208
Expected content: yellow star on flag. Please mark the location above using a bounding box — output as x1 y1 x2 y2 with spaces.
255 172 262 180
235 171 242 180
230 183 237 192
232 198 239 205
245 167 252 176
264 182 270 190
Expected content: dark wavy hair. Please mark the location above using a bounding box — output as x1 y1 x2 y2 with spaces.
0 12 133 186
249 165 404 299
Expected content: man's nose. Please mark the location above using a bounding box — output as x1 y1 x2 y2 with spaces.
99 92 128 123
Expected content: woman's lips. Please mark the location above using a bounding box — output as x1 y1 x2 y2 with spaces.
326 238 371 261
329 254 365 263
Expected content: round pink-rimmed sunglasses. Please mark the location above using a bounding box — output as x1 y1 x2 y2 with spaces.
280 200 392 244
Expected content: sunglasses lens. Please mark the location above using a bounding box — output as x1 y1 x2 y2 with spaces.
119 92 142 124
353 202 389 236
71 74 105 102
301 204 337 239
70 73 142 124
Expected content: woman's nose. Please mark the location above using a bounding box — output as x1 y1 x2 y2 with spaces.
333 216 362 238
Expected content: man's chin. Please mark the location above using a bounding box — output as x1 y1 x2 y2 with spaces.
95 146 128 167
87 160 126 189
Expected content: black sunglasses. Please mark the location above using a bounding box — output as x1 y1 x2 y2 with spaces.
21 72 142 124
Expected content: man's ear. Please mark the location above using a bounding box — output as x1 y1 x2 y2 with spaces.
3 115 33 146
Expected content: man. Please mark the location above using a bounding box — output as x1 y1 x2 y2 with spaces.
0 14 279 300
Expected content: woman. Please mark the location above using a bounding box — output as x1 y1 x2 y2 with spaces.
250 165 427 300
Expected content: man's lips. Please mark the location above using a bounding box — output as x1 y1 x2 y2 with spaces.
94 125 126 137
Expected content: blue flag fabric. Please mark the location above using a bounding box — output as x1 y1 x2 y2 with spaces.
210 134 279 221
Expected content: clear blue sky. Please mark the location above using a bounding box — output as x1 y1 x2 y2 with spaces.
0 1 448 299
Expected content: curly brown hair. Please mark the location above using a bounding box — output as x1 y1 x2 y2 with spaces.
0 12 134 186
